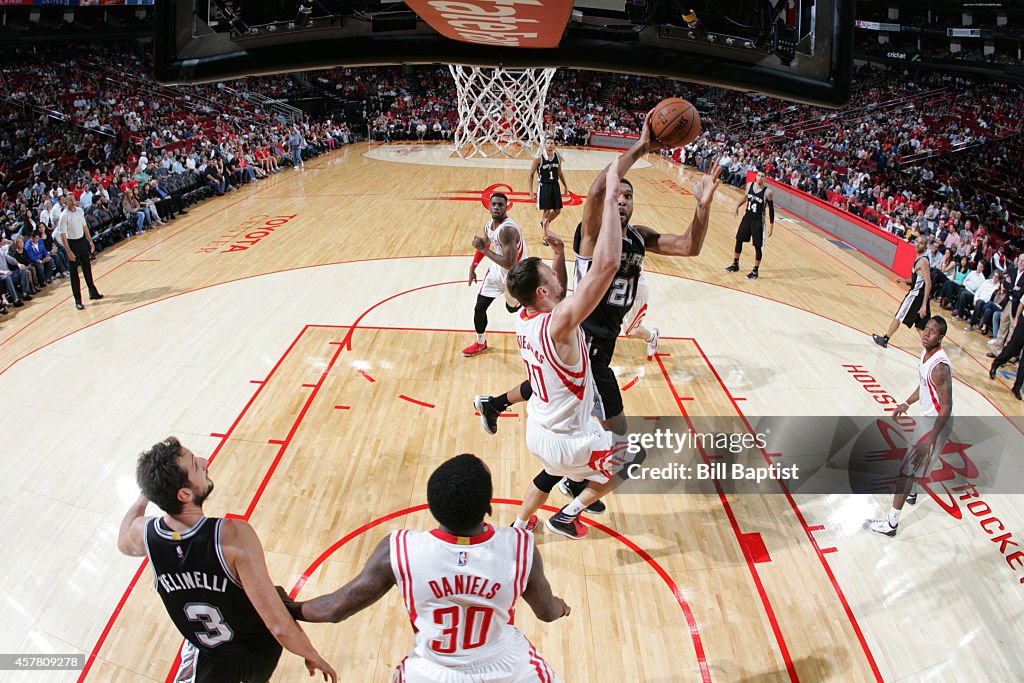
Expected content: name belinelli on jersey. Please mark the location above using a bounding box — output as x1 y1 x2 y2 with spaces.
157 570 230 594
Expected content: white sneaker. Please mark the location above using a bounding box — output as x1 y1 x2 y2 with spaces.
988 339 997 346
868 518 898 537
646 328 660 361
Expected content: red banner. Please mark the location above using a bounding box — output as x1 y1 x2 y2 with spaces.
404 0 574 48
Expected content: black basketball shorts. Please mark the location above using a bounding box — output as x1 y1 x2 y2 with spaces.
537 183 563 211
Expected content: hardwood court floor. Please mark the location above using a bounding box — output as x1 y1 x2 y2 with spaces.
1 143 1021 682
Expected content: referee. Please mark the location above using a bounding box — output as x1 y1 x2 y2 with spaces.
58 193 103 310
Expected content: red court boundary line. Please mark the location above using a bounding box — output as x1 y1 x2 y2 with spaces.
653 353 797 682
288 500 711 683
358 370 376 383
621 376 640 392
687 338 884 682
398 395 435 408
4 256 1013 434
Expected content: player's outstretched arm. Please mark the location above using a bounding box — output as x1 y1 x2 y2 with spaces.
290 536 395 624
546 230 568 292
116 494 149 557
472 225 519 270
638 163 723 257
225 520 338 682
579 113 661 257
528 156 540 197
521 547 570 622
550 162 623 345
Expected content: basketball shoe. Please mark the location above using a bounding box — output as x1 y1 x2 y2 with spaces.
511 516 538 532
545 509 588 540
557 479 606 514
473 395 500 435
906 492 917 506
724 262 740 273
868 518 898 537
746 269 759 280
462 341 488 357
646 328 660 361
872 334 889 348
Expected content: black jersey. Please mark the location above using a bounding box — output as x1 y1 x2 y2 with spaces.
573 222 646 339
144 517 278 661
537 152 561 184
744 183 768 220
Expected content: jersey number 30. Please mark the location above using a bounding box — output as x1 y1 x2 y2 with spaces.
184 603 235 647
430 606 495 654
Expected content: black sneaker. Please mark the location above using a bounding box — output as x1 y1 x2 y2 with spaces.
473 395 499 435
557 479 606 514
746 270 759 280
505 302 522 313
906 493 917 506
872 334 889 348
545 509 588 540
724 262 740 273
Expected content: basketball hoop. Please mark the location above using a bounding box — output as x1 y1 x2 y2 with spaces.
448 65 557 159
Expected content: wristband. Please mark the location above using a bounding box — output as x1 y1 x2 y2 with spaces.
471 251 485 267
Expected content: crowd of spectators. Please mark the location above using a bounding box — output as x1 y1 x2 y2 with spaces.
0 43 355 320
3 43 1023 366
682 65 1024 252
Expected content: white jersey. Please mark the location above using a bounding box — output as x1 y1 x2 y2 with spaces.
516 309 596 434
918 347 952 417
485 217 526 277
390 525 534 669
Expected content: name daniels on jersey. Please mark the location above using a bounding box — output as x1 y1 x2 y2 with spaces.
157 571 230 595
428 575 501 600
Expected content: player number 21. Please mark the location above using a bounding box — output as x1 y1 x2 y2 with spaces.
430 606 495 654
607 276 635 307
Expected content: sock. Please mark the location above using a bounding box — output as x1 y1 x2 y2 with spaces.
562 497 587 517
512 517 531 529
752 265 759 272
476 334 486 345
732 259 739 267
883 335 890 342
888 506 901 527
488 394 512 412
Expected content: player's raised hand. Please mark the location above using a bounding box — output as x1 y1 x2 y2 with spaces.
545 229 564 256
639 110 665 153
471 235 487 252
692 163 723 207
304 654 337 682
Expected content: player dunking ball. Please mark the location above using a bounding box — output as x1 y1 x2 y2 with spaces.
529 138 570 233
724 169 774 280
494 161 645 539
869 316 953 536
475 112 721 443
282 454 570 682
116 437 336 683
872 238 931 348
464 192 527 357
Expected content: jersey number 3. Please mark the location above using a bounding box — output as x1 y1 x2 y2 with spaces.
184 603 235 647
430 606 495 654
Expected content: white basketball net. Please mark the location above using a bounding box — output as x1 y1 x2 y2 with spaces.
448 65 557 159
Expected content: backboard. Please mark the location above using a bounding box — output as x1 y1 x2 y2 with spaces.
155 0 853 106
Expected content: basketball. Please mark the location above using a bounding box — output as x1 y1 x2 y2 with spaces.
649 98 701 148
